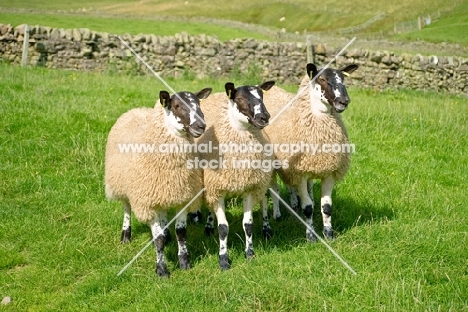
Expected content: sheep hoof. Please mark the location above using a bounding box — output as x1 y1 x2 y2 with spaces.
219 255 230 270
273 215 282 221
120 228 131 243
262 226 273 239
188 211 202 224
323 227 334 240
245 249 255 261
306 232 318 243
156 263 170 278
204 226 215 236
178 253 191 270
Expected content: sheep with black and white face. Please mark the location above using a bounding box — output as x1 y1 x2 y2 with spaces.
263 63 358 242
196 80 276 270
105 88 211 277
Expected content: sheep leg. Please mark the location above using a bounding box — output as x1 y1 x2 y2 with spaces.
120 201 132 243
204 211 215 236
175 211 190 270
270 179 282 220
159 210 171 243
188 210 202 224
321 176 335 240
215 196 230 270
308 180 314 200
261 196 273 239
149 213 170 277
298 177 317 242
243 193 255 260
287 184 300 211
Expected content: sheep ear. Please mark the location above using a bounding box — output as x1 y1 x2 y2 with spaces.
225 82 235 99
306 63 318 79
260 80 275 92
195 88 212 101
159 91 171 108
341 64 359 76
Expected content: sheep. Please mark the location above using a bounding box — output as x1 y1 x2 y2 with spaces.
196 80 276 270
263 62 358 242
105 87 212 277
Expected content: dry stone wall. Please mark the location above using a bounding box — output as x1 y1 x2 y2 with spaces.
1 23 467 95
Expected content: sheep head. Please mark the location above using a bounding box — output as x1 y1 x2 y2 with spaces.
307 63 358 113
225 81 275 129
160 88 212 137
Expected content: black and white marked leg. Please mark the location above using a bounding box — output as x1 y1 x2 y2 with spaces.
308 179 315 220
321 176 335 240
159 209 171 243
261 196 273 239
120 201 132 243
243 193 255 260
307 180 314 201
298 177 317 242
204 211 215 236
215 196 230 270
149 213 170 277
188 209 202 224
287 184 300 211
175 211 190 270
270 179 282 220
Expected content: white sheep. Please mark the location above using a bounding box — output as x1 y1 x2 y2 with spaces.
263 63 358 242
105 87 212 277
196 80 276 270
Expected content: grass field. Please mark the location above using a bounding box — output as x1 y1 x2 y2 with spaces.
1 0 468 47
395 1 468 46
0 12 272 42
0 62 467 310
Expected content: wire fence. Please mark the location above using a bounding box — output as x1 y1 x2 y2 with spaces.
394 11 440 34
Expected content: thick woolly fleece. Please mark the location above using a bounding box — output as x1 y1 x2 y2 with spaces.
105 103 203 223
263 76 351 187
197 92 274 210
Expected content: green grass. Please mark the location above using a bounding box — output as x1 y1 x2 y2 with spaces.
395 2 468 45
0 12 272 42
1 63 467 311
1 0 468 46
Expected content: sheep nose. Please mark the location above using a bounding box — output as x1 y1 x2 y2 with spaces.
191 122 205 133
196 123 206 132
261 111 271 122
259 115 269 124
339 98 350 106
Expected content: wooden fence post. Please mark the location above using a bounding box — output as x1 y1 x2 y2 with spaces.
21 24 29 66
306 35 315 64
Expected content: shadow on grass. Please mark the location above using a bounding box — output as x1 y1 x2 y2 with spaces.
114 189 394 272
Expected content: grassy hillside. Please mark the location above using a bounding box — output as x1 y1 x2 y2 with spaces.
395 1 468 45
1 0 467 47
0 0 460 32
0 12 272 42
0 63 467 310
